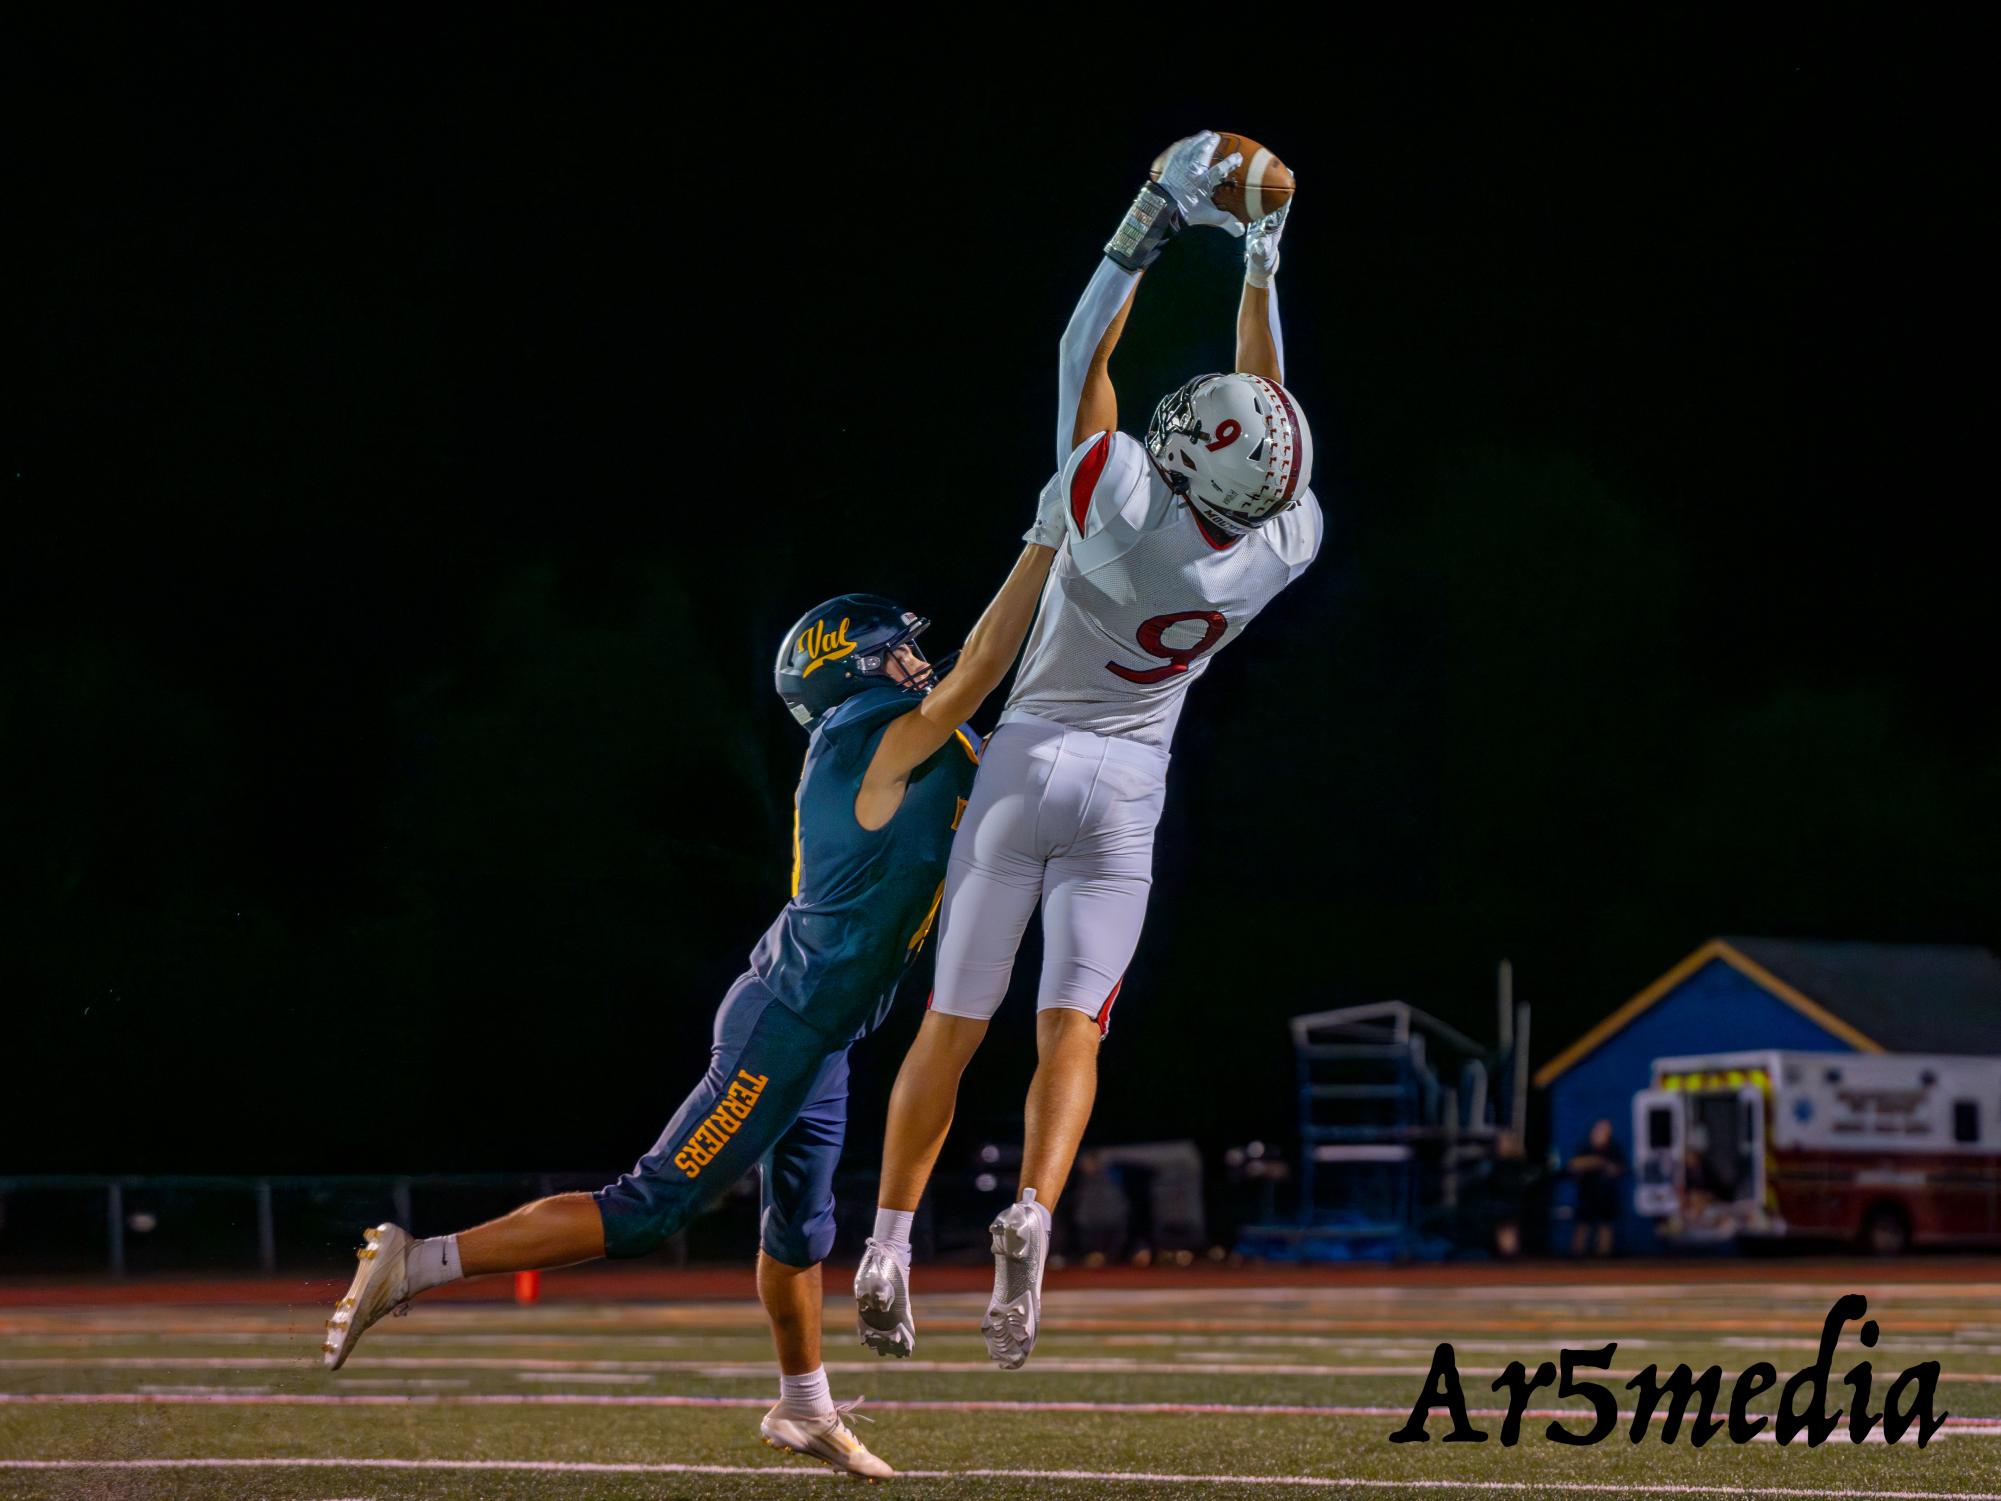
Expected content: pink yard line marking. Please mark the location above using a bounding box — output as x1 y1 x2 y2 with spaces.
0 1393 1414 1413
0 1356 1433 1376
0 1460 1995 1496
7 1352 2001 1386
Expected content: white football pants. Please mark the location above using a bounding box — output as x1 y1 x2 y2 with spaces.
928 713 1169 1034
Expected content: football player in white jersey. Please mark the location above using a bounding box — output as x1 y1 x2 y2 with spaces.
857 133 1323 1368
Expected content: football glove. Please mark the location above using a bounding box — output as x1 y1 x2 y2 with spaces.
1105 131 1245 273
1244 200 1290 289
1024 467 1068 548
1154 131 1246 236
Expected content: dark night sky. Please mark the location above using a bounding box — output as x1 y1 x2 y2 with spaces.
4 12 1993 1175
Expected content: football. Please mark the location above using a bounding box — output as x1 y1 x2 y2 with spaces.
1150 132 1294 224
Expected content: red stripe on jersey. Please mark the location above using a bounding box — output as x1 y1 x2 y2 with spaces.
1267 380 1305 502
925 989 934 1011
1071 431 1112 532
1094 978 1123 1036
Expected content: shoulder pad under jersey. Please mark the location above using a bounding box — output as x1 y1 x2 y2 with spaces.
1060 430 1153 541
814 684 918 763
1264 487 1325 574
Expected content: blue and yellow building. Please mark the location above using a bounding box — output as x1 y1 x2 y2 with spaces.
1534 937 2001 1252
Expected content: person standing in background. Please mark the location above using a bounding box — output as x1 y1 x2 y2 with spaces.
1567 1118 1626 1256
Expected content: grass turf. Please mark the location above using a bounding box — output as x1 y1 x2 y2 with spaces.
1 1273 1997 1499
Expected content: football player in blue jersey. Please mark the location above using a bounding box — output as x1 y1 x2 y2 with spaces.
318 495 1063 1479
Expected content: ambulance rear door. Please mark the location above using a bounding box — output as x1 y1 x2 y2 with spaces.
1634 1089 1682 1217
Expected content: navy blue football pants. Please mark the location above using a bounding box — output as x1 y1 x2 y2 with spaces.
594 973 849 1268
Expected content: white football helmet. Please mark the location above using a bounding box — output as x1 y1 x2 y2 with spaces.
1144 372 1312 536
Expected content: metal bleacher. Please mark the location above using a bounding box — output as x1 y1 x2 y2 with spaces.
1237 992 1528 1261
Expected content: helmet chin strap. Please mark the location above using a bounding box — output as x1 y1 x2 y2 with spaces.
868 638 954 697
1150 447 1246 542
1148 455 1186 494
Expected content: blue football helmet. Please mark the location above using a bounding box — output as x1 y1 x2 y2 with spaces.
774 593 948 729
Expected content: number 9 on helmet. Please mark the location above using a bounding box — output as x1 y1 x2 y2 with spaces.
1143 373 1313 537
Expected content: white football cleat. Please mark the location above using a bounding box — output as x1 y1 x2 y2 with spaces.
981 1194 1049 1371
759 1398 894 1482
854 1238 915 1358
322 1222 415 1371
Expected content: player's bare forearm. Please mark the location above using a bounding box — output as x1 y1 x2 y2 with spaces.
1236 282 1282 382
920 542 1054 729
861 543 1055 794
1073 278 1140 451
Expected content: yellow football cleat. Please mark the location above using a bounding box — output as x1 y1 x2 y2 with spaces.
758 1398 894 1482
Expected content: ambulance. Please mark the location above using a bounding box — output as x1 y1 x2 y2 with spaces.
1633 1050 2001 1252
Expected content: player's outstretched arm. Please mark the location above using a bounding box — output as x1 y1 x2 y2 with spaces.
1062 266 1139 460
912 541 1055 735
857 536 1057 823
1059 133 1245 466
1236 200 1290 382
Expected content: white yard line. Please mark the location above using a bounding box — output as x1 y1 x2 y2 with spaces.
1 1390 1992 1433
0 1459 1993 1495
132 1384 275 1395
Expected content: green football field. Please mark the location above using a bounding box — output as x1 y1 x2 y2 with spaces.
2 1269 1997 1499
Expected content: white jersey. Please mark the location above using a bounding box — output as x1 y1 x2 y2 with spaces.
1003 429 1322 750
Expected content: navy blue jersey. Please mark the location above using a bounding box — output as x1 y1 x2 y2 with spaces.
749 684 981 1040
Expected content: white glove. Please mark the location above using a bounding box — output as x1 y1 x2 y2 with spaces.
1153 131 1246 238
1244 200 1290 288
1024 469 1068 548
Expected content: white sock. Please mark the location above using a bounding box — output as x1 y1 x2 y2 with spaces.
403 1234 463 1297
872 1207 914 1264
1019 1188 1052 1233
779 1365 832 1417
